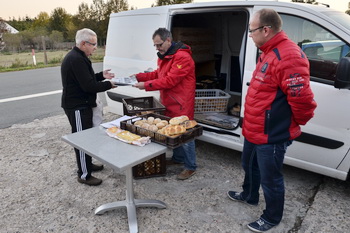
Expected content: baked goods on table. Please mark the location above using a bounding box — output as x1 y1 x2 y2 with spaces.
132 115 198 137
106 126 150 146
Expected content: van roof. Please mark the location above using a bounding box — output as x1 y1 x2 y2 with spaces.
111 1 350 32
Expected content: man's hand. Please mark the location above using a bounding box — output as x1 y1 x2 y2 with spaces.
103 69 115 79
109 80 117 88
133 82 145 90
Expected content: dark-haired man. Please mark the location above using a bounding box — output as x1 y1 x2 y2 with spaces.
134 28 197 180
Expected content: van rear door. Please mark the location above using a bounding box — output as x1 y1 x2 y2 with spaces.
104 7 171 113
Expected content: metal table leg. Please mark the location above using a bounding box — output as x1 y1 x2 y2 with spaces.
95 167 167 233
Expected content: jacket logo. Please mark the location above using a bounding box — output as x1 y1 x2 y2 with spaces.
261 62 268 73
177 64 182 69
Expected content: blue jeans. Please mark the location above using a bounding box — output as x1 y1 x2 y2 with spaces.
172 140 197 171
240 138 292 225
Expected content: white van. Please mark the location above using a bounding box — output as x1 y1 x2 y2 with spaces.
103 1 350 180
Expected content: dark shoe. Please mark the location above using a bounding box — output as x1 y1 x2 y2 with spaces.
176 169 196 180
227 191 258 206
247 218 276 232
166 159 183 166
77 176 102 186
92 163 104 172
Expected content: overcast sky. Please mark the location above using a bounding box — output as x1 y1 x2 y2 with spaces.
1 0 348 20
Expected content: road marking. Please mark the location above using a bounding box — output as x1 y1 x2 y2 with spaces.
0 90 62 103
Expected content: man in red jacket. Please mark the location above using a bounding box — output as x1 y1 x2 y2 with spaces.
227 9 317 232
134 28 197 180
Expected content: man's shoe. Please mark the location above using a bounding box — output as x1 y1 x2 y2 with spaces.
247 218 276 232
176 169 196 180
227 191 258 206
92 163 104 172
77 176 102 186
166 159 183 166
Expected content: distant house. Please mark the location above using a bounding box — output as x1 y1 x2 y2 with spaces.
5 23 19 34
0 22 18 50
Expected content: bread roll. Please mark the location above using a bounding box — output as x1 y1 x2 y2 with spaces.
160 120 169 125
164 125 186 136
181 120 198 129
147 116 155 124
154 118 162 124
169 115 189 125
156 122 166 129
141 123 150 129
148 125 158 132
134 120 144 126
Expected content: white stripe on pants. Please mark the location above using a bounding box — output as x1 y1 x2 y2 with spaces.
75 110 88 179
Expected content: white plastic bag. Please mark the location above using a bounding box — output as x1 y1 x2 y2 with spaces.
92 95 103 127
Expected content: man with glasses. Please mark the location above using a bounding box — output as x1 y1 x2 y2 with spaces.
227 9 316 232
134 28 197 180
61 28 116 186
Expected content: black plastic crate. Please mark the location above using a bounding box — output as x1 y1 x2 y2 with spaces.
122 97 166 116
132 153 166 179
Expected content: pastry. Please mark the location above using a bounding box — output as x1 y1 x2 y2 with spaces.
156 122 166 129
107 126 123 134
154 118 162 124
141 122 150 129
116 131 141 141
160 120 169 125
164 124 186 136
147 116 155 124
148 125 158 132
181 120 198 129
169 115 189 125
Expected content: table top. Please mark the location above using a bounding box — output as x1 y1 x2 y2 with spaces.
62 126 167 172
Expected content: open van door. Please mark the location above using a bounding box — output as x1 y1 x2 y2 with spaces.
104 7 171 113
262 6 350 180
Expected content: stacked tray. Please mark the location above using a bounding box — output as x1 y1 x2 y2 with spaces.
120 113 203 149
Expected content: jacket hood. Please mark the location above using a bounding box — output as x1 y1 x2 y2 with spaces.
157 41 191 59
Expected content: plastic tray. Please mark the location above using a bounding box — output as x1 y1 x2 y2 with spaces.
194 112 240 130
122 97 166 116
120 113 203 149
195 89 231 113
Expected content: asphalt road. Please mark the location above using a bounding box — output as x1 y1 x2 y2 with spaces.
0 63 104 129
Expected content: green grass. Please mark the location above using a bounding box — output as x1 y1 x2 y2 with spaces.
0 48 105 72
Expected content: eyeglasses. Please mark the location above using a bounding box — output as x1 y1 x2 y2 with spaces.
248 25 272 34
154 41 165 48
85 41 97 47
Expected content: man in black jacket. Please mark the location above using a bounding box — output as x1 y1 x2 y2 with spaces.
61 28 116 186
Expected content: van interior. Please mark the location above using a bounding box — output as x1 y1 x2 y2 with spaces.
169 10 248 130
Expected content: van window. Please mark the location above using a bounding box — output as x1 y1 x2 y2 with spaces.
280 14 350 84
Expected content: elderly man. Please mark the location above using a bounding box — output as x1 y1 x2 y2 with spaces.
61 28 116 186
227 9 317 232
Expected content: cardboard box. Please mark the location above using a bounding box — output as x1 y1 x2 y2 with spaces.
172 27 215 63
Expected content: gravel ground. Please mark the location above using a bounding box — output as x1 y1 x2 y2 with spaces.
1 111 349 233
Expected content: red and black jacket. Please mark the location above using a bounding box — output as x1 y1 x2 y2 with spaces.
243 31 317 144
136 42 196 119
